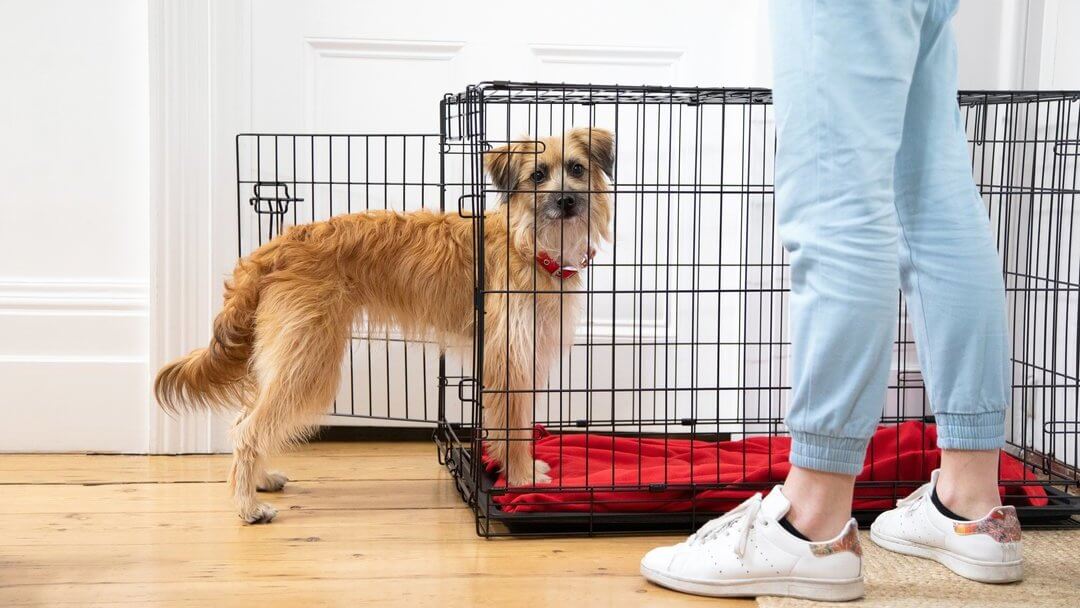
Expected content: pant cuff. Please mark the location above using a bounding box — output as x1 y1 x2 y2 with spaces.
788 431 869 476
935 410 1006 451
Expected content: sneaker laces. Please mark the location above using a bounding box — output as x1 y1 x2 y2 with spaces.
685 493 763 557
897 480 934 509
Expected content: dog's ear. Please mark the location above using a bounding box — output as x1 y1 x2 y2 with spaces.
484 143 519 196
570 127 615 180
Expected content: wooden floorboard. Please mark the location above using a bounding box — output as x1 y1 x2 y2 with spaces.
0 442 751 608
0 442 442 484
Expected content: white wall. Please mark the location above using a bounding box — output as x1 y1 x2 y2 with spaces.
954 0 1019 89
0 0 150 452
0 0 1071 453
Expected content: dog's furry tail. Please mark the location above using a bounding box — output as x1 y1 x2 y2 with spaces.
155 253 270 414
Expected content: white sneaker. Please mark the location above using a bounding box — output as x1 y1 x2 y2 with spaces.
640 487 864 601
870 469 1023 583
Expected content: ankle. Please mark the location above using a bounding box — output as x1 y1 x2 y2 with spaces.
937 450 1002 520
785 509 850 542
782 466 855 541
934 483 1001 520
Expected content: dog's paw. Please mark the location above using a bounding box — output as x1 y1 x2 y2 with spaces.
239 502 278 524
531 462 553 485
506 460 553 486
257 471 289 493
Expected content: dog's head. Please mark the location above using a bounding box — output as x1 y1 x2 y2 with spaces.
484 128 614 263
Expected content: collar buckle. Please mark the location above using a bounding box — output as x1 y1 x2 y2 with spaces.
536 249 595 280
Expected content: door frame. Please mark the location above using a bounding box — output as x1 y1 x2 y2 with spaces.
148 0 252 453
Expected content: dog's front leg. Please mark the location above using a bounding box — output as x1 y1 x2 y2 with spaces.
483 384 551 486
481 311 552 486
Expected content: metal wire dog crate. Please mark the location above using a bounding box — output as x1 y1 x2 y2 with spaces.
236 82 1080 536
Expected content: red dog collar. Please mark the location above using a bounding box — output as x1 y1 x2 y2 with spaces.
536 248 596 279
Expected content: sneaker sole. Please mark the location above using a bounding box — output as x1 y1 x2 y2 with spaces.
640 563 864 601
869 528 1022 583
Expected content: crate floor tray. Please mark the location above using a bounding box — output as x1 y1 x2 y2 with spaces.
460 450 1076 535
446 421 1077 535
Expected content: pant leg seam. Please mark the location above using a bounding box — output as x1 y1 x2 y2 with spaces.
894 195 937 405
801 0 822 433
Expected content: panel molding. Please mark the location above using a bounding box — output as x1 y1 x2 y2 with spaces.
303 37 464 131
305 37 465 61
529 43 684 67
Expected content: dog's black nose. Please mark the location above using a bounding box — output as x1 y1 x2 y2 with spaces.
556 196 576 210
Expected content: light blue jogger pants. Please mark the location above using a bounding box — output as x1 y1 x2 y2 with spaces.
770 0 1011 475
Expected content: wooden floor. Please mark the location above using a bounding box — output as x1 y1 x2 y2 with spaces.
0 441 751 608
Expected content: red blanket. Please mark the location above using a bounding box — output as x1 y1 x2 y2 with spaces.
490 421 1048 513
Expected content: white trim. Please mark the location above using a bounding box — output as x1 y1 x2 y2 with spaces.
999 0 1060 90
305 37 465 61
1034 0 1058 89
1026 0 1074 90
148 0 251 454
529 43 684 67
996 0 1030 89
0 279 147 314
0 355 146 364
149 0 210 455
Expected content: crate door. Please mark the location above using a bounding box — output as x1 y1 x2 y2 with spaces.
236 133 473 426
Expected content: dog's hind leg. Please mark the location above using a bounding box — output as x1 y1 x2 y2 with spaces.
229 291 349 524
227 384 289 494
229 413 278 523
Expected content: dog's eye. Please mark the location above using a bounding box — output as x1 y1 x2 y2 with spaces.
569 163 585 177
531 169 545 183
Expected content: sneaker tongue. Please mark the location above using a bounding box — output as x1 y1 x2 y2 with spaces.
761 486 792 520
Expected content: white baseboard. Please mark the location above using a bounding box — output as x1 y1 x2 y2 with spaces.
0 358 149 453
0 278 150 453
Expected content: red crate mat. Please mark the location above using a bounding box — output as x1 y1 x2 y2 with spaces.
489 421 1048 513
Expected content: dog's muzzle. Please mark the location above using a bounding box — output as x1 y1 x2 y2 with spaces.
548 194 584 219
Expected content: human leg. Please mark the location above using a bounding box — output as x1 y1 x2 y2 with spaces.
890 0 1010 518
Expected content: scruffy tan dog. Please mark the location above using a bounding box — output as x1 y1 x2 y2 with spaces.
155 128 614 523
